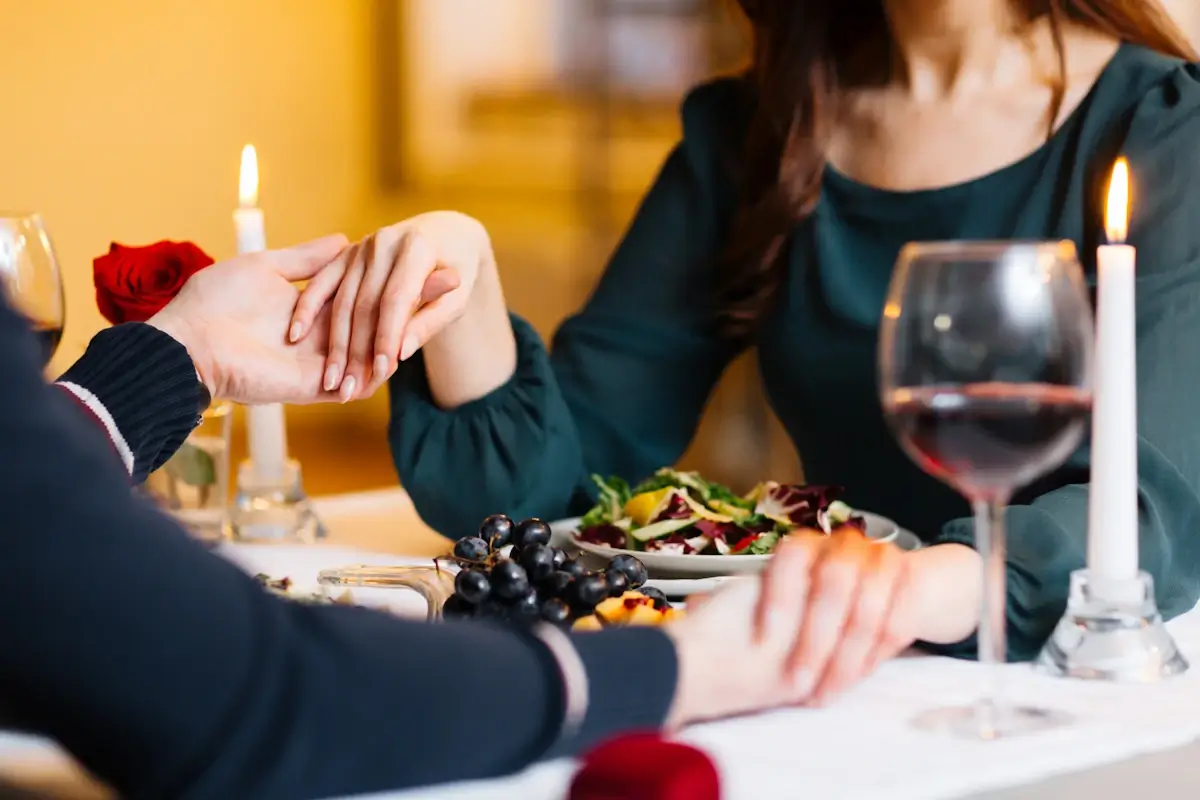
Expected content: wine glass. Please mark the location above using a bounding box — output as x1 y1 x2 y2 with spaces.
878 241 1094 739
0 214 65 367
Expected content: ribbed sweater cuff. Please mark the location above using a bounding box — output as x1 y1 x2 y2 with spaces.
544 627 678 758
58 323 203 483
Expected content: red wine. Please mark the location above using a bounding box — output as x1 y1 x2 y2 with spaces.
885 383 1090 497
30 323 62 367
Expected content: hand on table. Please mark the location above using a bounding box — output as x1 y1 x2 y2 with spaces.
147 234 372 405
287 211 493 402
665 535 982 725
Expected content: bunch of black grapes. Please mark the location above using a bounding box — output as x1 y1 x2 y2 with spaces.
441 514 667 626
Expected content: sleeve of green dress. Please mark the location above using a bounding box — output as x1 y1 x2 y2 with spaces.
388 80 748 539
933 63 1200 661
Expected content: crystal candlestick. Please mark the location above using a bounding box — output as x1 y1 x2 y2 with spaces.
1035 569 1187 682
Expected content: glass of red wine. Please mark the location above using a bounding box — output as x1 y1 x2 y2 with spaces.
878 241 1093 739
0 214 65 368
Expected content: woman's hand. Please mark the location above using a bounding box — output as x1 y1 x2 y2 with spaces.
288 211 499 403
753 533 982 706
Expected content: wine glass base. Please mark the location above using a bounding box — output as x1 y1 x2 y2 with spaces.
912 704 1072 740
228 459 328 543
1035 569 1188 682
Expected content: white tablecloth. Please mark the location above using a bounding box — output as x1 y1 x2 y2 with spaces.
5 489 1200 800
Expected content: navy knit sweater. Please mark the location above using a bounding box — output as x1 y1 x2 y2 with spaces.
0 298 677 799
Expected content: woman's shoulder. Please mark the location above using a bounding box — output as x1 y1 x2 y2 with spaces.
673 75 756 200
1117 46 1200 147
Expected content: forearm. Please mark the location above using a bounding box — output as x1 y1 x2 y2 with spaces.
55 323 204 482
423 256 517 408
389 315 589 539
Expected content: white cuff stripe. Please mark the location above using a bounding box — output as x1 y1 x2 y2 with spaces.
57 381 135 475
533 623 589 743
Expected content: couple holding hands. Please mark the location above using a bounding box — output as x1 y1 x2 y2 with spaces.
10 0 1200 796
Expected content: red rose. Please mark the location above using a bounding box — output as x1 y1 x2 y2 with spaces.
569 733 720 800
93 240 214 324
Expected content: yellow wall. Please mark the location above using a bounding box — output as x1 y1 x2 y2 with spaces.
1 0 373 376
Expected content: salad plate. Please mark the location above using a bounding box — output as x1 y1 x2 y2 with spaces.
549 468 922 579
552 513 918 578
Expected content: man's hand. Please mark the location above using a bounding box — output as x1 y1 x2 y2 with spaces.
147 234 356 405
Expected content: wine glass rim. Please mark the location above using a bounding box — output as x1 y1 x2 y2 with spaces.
901 240 1078 260
0 212 45 226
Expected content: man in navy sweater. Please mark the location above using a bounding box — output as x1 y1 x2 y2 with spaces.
0 233 834 798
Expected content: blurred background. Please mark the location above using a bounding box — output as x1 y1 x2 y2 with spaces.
8 0 1199 497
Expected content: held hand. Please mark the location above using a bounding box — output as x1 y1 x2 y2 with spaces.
288 211 494 402
754 534 982 706
147 234 359 405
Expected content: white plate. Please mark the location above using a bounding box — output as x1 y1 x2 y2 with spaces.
549 513 920 579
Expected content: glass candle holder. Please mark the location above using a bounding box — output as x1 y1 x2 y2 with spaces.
140 400 233 542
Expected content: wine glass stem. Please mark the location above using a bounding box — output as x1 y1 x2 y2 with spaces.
972 496 1009 733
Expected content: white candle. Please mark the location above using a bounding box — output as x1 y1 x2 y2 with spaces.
234 144 288 484
1087 157 1139 582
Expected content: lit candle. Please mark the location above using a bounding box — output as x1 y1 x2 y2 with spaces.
1087 157 1139 582
234 144 288 484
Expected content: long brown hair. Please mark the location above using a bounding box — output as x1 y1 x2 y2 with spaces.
718 0 1198 344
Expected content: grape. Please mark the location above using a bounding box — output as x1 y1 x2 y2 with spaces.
510 587 541 622
560 558 588 579
479 514 514 551
453 537 489 562
567 573 609 610
519 544 556 583
442 595 474 619
540 570 574 598
540 598 571 625
454 569 491 605
550 547 568 570
638 586 670 610
477 599 509 619
490 560 530 601
608 554 648 589
513 518 552 549
604 568 629 597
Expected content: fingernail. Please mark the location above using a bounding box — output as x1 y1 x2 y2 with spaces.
792 669 816 697
323 363 341 392
289 321 303 343
374 354 389 380
399 333 419 362
339 375 356 403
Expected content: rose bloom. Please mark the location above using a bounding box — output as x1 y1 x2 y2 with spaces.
93 240 214 324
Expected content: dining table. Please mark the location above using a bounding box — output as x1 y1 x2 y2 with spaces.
4 487 1200 800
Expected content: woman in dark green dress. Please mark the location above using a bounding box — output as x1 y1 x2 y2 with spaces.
292 1 1200 702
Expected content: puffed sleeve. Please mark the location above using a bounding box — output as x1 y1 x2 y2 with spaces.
933 62 1200 660
388 80 750 539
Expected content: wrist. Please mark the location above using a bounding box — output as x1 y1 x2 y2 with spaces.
146 310 215 397
422 252 518 408
905 543 982 645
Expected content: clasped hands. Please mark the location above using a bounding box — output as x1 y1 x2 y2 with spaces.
147 215 982 722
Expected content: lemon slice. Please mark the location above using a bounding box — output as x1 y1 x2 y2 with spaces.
624 487 676 526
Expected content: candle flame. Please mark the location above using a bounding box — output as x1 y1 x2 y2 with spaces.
1105 157 1129 244
238 144 259 208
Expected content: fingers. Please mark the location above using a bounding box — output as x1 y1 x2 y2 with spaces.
290 253 350 343
784 533 870 698
341 229 402 400
809 543 905 703
272 234 351 281
369 234 443 382
324 241 368 396
754 530 823 645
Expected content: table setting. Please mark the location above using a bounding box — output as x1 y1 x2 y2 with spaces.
2 142 1198 800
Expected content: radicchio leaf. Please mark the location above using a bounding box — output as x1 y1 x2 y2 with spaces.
754 482 845 527
577 524 627 549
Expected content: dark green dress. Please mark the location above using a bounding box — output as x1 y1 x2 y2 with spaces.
390 44 1200 659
